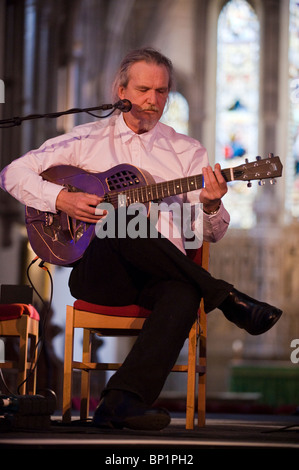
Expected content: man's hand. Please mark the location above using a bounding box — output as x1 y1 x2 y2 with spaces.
200 163 228 213
56 189 106 223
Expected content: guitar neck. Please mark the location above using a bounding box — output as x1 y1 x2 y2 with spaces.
121 168 232 206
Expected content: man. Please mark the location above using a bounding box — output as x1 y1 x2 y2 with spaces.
0 48 282 431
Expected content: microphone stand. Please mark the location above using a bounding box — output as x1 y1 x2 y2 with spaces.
0 102 121 128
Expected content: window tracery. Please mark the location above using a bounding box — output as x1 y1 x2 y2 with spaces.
160 91 189 135
287 0 299 218
216 0 260 228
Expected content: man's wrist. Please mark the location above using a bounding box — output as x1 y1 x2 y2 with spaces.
203 202 221 215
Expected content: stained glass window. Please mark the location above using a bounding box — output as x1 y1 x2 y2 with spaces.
216 0 260 228
287 0 299 218
160 91 189 135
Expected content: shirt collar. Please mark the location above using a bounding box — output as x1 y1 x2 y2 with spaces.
116 113 158 151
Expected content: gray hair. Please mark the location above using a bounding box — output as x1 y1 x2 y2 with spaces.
112 47 174 102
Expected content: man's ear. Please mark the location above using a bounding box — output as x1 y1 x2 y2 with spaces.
118 86 125 99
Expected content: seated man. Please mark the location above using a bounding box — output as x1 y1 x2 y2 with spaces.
0 47 282 431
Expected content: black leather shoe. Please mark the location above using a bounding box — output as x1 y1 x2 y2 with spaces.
219 288 282 335
93 390 171 431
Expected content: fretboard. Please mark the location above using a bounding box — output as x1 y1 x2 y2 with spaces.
120 168 233 206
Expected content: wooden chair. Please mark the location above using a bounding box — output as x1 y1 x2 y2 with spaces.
62 242 209 429
0 303 40 394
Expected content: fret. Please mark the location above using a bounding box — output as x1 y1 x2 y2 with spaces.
171 179 176 196
146 186 154 201
179 179 183 194
137 192 142 203
187 176 194 191
166 181 170 197
221 168 232 182
182 178 189 192
162 181 170 198
187 175 201 191
133 188 139 203
141 185 146 203
174 180 181 195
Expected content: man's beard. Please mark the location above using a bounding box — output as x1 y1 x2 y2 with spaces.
137 105 160 132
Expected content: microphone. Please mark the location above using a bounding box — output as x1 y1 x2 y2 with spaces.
113 99 132 113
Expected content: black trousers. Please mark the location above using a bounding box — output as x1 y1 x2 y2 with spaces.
69 220 232 405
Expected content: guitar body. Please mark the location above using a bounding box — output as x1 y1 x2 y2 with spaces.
25 164 154 266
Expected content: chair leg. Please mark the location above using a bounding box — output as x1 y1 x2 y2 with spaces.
17 315 29 395
62 305 75 422
80 328 91 420
185 320 197 430
197 374 206 427
28 319 39 395
197 308 207 427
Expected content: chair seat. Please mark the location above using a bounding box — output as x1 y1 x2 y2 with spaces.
0 303 40 321
74 299 151 318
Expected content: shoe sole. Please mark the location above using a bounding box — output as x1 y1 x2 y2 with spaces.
123 412 171 431
93 412 171 431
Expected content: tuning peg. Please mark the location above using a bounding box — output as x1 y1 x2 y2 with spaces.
270 178 276 185
268 152 274 158
247 181 252 188
258 180 265 186
256 156 261 160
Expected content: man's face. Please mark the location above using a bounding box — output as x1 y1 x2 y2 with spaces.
118 60 170 134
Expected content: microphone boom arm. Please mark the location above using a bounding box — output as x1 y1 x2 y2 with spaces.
0 100 132 128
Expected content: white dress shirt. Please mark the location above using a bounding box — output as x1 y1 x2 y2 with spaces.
0 113 230 253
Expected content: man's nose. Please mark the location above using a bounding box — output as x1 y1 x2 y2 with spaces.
146 90 158 104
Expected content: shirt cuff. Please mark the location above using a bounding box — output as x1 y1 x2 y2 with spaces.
41 181 66 213
203 201 230 242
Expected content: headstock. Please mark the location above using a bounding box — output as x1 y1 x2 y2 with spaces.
231 154 283 187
